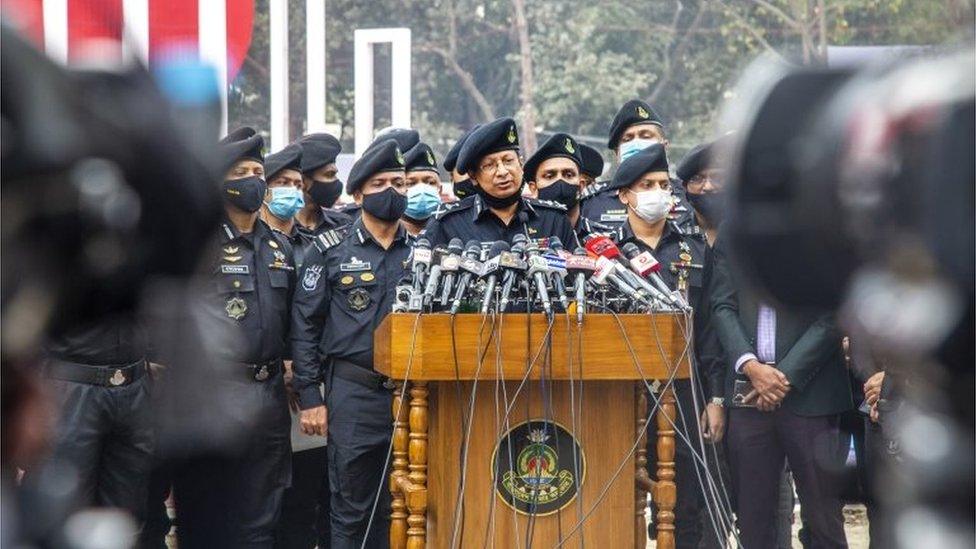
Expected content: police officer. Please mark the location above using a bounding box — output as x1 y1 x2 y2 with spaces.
401 142 443 237
580 99 696 233
337 128 421 220
523 132 613 243
291 140 412 549
578 142 605 189
261 143 309 264
28 294 153 528
422 117 578 248
296 133 353 238
604 144 712 548
211 127 296 547
442 124 482 200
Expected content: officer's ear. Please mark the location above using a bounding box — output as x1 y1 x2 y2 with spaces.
618 188 631 206
526 181 539 197
353 190 364 205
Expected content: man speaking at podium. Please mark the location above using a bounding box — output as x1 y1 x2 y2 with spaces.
290 140 413 549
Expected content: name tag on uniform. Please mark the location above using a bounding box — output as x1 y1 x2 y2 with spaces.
221 264 250 275
600 209 627 223
340 257 371 272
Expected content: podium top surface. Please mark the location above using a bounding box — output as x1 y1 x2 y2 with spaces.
373 313 690 381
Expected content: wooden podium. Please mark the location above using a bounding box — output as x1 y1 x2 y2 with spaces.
374 313 690 549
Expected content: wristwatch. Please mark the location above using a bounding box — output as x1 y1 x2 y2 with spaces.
709 397 725 407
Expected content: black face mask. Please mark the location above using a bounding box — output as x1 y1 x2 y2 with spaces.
222 176 267 213
476 181 524 210
537 179 580 209
309 179 343 208
686 191 727 227
361 187 407 222
453 178 476 199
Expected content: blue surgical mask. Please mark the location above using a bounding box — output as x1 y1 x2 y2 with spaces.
619 138 662 162
404 184 442 220
266 186 305 219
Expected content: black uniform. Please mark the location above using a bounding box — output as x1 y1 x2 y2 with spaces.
209 219 296 547
291 218 412 549
580 178 698 233
574 215 614 243
613 219 723 548
335 203 362 221
422 195 580 248
31 317 154 522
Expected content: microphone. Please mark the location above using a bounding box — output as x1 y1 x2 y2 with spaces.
592 254 654 306
566 248 597 321
545 237 570 310
525 242 553 315
585 236 671 307
439 238 464 306
422 245 448 308
620 242 690 310
409 238 432 311
479 241 509 313
498 237 528 312
450 240 484 314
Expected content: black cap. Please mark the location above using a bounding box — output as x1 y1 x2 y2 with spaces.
442 124 481 173
523 133 581 182
219 126 264 170
579 143 604 179
607 99 664 150
264 143 303 181
607 143 669 191
346 140 405 194
404 142 439 174
364 127 420 156
677 134 734 183
456 117 520 175
298 133 341 174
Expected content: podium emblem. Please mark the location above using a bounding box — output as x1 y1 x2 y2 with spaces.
491 420 585 516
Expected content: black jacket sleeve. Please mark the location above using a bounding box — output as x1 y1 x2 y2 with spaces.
290 249 331 409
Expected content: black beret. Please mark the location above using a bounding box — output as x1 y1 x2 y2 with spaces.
298 133 341 174
457 117 520 175
676 143 710 183
608 143 669 191
523 133 581 183
442 124 481 172
346 140 405 194
404 142 438 173
607 99 665 150
364 127 420 156
264 143 303 181
579 143 605 179
219 126 264 170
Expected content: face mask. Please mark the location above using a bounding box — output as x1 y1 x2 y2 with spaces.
361 187 408 222
686 191 727 227
630 188 672 223
453 178 476 199
404 184 442 220
537 179 579 209
619 137 662 162
223 176 267 213
309 179 343 208
266 186 305 220
476 181 524 210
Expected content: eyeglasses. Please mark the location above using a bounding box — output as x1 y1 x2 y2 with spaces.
686 172 724 192
477 156 521 176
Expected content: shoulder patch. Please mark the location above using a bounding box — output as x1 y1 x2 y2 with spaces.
434 199 473 220
580 181 609 201
530 198 567 211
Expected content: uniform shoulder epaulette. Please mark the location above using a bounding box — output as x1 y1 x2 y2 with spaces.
580 181 608 201
313 225 348 253
434 199 473 219
529 198 567 211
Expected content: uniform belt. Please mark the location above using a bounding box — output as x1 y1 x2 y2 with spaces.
331 359 395 391
242 358 283 382
44 358 147 387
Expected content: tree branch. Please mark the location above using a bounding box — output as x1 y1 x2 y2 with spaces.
416 44 495 120
650 1 706 103
749 0 801 29
717 2 789 61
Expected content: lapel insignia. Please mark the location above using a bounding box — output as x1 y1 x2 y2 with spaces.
347 287 371 311
268 240 279 249
302 264 324 292
109 369 126 386
223 246 239 254
360 272 375 282
225 297 248 320
527 227 538 235
340 275 354 285
679 252 692 262
273 250 286 263
223 255 242 262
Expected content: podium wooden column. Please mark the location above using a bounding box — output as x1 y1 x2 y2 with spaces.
375 313 690 548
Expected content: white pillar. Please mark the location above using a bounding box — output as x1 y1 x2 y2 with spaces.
306 0 327 134
353 30 375 156
198 0 228 135
43 0 69 64
354 28 411 156
389 28 411 129
121 0 149 63
269 0 289 150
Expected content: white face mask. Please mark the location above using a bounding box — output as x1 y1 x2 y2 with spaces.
619 137 662 162
630 188 672 223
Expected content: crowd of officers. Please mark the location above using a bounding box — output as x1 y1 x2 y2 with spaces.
29 98 892 549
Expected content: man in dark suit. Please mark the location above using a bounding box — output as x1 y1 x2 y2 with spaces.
710 238 853 548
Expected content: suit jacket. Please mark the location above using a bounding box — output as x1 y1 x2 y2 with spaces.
708 236 853 417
